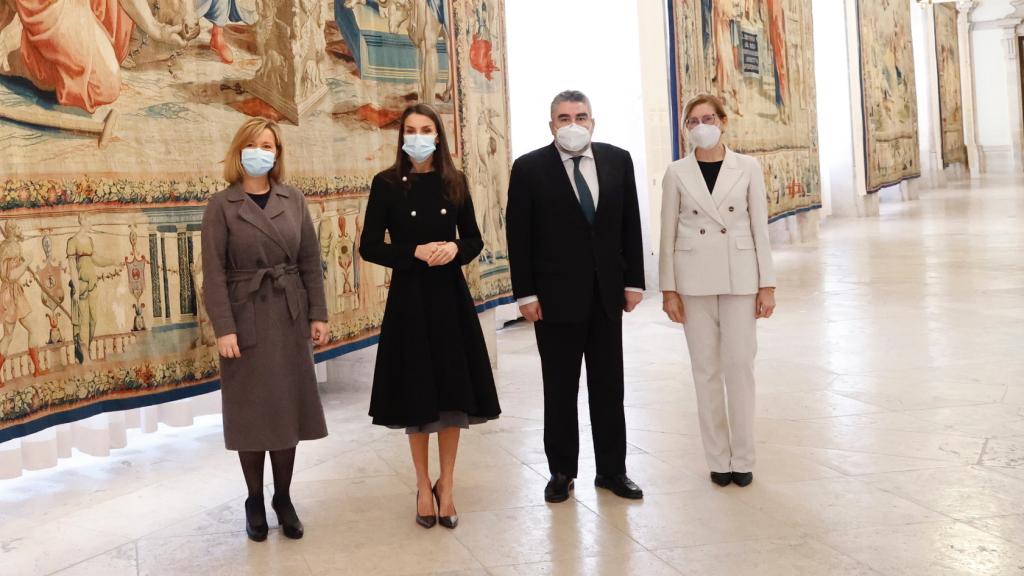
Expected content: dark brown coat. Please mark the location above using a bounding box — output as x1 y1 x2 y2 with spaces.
201 181 328 451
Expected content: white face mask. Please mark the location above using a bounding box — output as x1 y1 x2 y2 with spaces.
402 134 437 163
555 123 592 153
689 123 722 150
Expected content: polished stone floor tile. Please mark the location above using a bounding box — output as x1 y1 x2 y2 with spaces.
860 465 1024 520
486 552 682 576
50 543 139 576
587 489 798 550
729 477 945 534
452 504 643 567
819 521 1024 576
654 537 883 576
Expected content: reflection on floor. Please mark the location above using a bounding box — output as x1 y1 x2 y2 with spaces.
2 173 1024 575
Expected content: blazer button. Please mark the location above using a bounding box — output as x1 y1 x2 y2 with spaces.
692 210 698 215
728 206 735 212
411 210 417 217
699 228 706 235
440 208 447 215
402 176 408 182
721 228 727 234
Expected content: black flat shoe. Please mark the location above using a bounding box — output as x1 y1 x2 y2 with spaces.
433 483 459 529
732 472 753 487
710 472 733 487
271 494 304 539
544 473 574 503
244 495 269 542
594 474 644 500
415 490 437 529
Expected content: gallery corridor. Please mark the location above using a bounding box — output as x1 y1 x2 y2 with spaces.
3 173 1024 575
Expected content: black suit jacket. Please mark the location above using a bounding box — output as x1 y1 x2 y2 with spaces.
505 142 645 323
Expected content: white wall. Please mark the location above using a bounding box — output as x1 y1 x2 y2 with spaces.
505 0 652 257
973 0 1015 21
972 28 1013 148
636 0 673 278
812 0 864 217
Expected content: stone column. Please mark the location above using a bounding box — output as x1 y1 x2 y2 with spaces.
837 0 879 217
244 0 329 124
957 0 984 176
920 3 946 188
1001 25 1024 172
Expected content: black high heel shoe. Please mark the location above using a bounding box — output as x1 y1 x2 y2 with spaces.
416 490 437 528
244 495 269 542
271 494 304 540
433 482 458 530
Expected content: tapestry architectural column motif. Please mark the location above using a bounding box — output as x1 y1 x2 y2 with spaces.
244 0 330 123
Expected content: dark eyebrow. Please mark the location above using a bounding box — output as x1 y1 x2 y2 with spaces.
557 114 571 120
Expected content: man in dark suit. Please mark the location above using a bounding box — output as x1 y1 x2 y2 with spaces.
506 90 645 503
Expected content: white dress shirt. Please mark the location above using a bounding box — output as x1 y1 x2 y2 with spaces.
517 143 642 308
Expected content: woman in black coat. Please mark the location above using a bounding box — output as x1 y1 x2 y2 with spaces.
360 103 501 530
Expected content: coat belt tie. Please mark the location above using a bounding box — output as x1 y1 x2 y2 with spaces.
227 264 302 320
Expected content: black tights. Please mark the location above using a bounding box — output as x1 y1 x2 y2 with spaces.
238 448 297 500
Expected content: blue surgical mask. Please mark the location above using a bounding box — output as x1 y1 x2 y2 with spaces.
241 147 276 177
403 134 437 163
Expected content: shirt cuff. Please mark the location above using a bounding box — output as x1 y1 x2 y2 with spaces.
517 296 539 306
625 287 644 293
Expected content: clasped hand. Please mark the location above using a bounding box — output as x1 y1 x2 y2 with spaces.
415 242 458 267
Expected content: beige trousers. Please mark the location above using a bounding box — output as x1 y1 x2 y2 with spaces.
682 294 758 473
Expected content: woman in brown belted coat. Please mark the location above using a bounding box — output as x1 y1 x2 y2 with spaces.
201 118 329 542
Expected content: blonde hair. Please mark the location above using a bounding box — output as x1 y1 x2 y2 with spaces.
683 93 728 121
223 118 285 184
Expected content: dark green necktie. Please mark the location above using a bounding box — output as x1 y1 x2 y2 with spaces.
572 156 596 225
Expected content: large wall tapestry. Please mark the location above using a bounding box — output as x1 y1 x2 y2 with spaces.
668 0 822 222
0 0 512 442
856 0 921 191
934 3 967 168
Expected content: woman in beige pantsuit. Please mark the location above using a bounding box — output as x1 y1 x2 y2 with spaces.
659 94 776 488
202 118 330 541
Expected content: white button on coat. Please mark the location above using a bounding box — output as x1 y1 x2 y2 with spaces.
411 211 417 217
441 208 447 215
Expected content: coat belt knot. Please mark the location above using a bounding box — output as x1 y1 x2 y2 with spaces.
228 264 302 320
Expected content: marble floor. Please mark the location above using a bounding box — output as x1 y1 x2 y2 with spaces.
3 173 1024 575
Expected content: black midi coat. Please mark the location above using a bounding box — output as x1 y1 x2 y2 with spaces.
201 182 329 451
359 169 500 427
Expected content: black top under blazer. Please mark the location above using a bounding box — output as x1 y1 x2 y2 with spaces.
506 142 646 323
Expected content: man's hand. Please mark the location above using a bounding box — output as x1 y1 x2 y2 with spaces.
624 290 643 313
519 301 543 322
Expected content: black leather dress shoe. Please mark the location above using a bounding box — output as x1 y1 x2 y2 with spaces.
732 472 753 487
244 495 269 542
710 472 733 487
544 473 574 503
594 474 644 499
271 494 304 539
